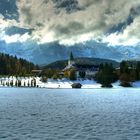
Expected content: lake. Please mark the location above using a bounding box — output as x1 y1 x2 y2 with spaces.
0 88 140 140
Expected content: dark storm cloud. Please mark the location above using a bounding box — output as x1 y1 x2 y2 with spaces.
52 0 80 13
54 22 84 36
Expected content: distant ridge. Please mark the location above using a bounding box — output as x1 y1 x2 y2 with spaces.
43 57 120 70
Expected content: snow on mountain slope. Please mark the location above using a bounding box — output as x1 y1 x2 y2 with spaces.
0 40 140 64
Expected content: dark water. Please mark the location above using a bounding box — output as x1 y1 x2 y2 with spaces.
0 88 140 140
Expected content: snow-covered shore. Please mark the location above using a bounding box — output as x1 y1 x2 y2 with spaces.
0 77 40 87
0 76 140 89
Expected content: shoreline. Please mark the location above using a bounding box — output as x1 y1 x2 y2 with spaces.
0 76 140 89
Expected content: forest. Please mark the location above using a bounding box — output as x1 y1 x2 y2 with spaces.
0 53 39 76
1 52 140 88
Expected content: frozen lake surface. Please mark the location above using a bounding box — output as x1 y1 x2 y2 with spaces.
0 88 140 140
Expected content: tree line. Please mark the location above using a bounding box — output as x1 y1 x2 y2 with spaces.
41 60 140 88
95 61 140 87
0 53 39 76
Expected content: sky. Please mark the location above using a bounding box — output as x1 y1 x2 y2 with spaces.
0 0 140 64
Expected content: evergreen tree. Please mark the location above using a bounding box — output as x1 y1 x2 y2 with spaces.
120 61 129 74
119 61 132 87
28 80 30 87
24 82 26 87
10 80 13 87
95 63 117 87
0 53 39 76
15 80 18 87
79 71 86 79
31 80 34 87
18 80 21 87
34 79 36 87
136 61 140 80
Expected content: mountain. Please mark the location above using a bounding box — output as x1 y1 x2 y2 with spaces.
0 40 140 65
43 57 119 70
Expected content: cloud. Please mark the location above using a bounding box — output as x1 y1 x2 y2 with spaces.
9 0 140 45
103 15 140 46
2 33 31 43
0 13 30 44
0 14 18 37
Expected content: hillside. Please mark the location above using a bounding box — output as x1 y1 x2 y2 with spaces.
0 53 39 75
43 57 120 70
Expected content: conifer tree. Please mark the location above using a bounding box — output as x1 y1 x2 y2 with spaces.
95 63 117 87
119 61 132 87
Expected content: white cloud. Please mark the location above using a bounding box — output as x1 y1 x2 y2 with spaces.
0 14 24 43
103 15 140 46
59 32 101 46
0 14 16 30
39 31 55 44
1 0 139 46
1 33 30 43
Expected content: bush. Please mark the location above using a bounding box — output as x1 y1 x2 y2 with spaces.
69 69 76 81
52 74 59 80
120 82 132 87
41 76 47 82
120 73 132 87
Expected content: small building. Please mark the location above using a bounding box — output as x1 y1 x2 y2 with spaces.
63 52 99 79
31 70 42 76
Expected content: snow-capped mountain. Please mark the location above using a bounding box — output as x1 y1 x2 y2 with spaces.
0 40 140 65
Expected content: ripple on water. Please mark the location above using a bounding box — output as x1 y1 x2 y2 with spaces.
0 88 140 139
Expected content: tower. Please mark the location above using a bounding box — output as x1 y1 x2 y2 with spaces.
68 52 75 66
